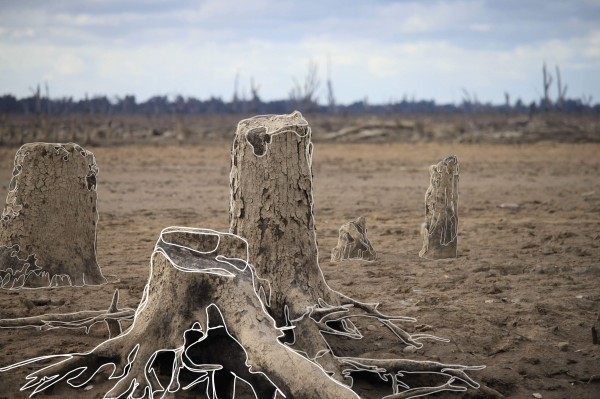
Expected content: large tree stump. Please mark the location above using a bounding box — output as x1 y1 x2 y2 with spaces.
229 113 490 397
0 143 106 288
331 216 377 262
230 111 336 326
419 155 459 260
1 227 360 399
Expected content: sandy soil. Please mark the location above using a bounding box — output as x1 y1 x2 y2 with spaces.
0 140 599 398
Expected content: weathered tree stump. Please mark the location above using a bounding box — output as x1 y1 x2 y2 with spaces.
331 216 377 262
419 155 459 260
0 142 106 288
230 111 336 327
2 227 359 399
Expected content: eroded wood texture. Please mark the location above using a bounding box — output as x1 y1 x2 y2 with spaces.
331 216 377 262
419 155 459 259
0 142 105 288
229 111 337 325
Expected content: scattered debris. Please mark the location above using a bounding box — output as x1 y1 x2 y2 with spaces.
497 203 520 209
557 342 569 352
331 216 377 262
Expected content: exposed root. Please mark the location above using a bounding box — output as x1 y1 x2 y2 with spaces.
0 289 134 334
340 358 484 389
383 377 467 399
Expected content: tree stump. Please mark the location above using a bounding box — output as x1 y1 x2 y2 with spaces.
3 227 359 399
419 155 459 260
230 111 337 327
331 216 377 262
0 143 106 288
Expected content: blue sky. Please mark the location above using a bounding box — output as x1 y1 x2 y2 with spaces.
1 0 599 105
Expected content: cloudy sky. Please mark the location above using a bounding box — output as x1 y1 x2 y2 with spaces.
1 0 599 105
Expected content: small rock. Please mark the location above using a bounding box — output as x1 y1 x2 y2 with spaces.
415 324 433 332
366 325 377 332
557 342 569 352
403 346 418 353
498 203 520 209
484 299 494 304
18 298 34 311
535 319 548 327
31 298 51 306
532 393 542 399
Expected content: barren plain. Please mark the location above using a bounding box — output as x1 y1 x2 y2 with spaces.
0 114 599 398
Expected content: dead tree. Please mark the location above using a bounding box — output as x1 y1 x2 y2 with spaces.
326 54 336 114
419 155 459 260
289 60 320 112
232 70 241 113
1 227 359 399
542 62 553 111
0 143 106 288
555 65 567 110
504 92 510 113
581 94 594 107
230 113 489 396
250 77 261 114
331 216 377 262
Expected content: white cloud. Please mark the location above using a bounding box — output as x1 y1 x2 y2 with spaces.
0 0 598 104
11 28 36 39
469 23 492 32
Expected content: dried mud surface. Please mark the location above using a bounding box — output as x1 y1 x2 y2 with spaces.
0 140 599 398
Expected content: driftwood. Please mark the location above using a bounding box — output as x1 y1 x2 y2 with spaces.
0 143 106 288
419 155 459 260
331 216 377 262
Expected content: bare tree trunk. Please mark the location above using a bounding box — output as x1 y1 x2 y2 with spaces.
542 62 553 111
0 143 105 288
419 155 459 259
230 111 336 326
555 65 567 110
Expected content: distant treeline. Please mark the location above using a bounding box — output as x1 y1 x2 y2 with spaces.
0 93 597 115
